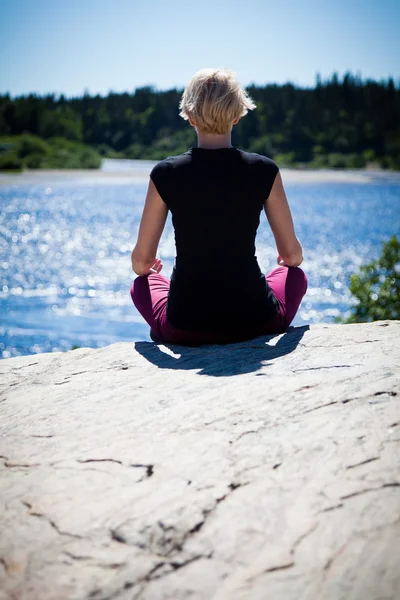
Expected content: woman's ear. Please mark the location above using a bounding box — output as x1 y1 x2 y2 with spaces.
233 117 240 125
188 116 196 128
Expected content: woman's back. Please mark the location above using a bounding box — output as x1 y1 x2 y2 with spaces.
130 67 306 345
150 146 280 330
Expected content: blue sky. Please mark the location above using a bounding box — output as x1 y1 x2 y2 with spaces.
1 0 399 97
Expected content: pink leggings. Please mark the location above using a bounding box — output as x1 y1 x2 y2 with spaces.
130 266 307 344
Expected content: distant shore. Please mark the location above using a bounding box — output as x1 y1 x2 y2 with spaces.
1 161 400 186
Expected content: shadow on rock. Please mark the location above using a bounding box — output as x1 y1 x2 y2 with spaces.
134 325 309 377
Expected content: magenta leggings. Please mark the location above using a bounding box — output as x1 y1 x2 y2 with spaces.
130 266 307 344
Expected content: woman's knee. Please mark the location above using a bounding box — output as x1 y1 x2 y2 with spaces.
130 275 149 309
288 266 308 294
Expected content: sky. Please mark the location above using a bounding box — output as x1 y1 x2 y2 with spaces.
0 0 399 97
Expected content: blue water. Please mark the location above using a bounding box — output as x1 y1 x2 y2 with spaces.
1 171 399 359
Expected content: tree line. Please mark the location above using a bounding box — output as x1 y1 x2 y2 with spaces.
1 72 399 170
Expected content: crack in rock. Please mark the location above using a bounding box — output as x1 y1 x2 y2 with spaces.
76 460 154 479
63 551 92 561
346 457 379 469
131 554 214 600
78 458 123 465
130 464 154 478
324 542 348 572
63 551 126 570
110 482 245 560
4 461 40 468
142 553 211 583
290 522 319 556
0 556 9 575
22 501 83 539
234 429 260 442
110 529 128 544
304 340 380 348
180 483 246 543
296 384 317 391
294 365 356 372
319 503 344 513
300 401 339 415
262 560 295 573
241 522 318 580
341 482 399 500
54 371 94 384
9 362 39 370
95 554 213 600
342 389 397 405
89 581 135 599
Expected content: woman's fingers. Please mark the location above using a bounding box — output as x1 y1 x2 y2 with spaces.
154 258 163 272
149 258 163 274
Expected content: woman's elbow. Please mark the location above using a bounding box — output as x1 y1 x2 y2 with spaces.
131 248 153 276
132 263 149 277
281 253 303 267
279 242 303 267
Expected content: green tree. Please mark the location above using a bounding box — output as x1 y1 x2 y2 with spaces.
344 236 400 323
39 106 83 141
16 134 50 159
1 74 399 168
0 151 22 171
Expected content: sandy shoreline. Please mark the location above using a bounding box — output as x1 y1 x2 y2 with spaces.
1 165 400 186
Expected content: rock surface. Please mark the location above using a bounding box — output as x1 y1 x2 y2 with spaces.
0 321 399 600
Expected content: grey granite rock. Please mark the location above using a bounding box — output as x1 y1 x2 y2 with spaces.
0 321 399 600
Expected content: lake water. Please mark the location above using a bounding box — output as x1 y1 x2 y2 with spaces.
1 165 399 359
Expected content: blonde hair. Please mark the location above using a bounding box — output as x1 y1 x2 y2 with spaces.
179 68 256 135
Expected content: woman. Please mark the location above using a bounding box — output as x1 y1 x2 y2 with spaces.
130 68 307 345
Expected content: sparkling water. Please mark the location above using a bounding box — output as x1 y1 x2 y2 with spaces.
1 171 399 358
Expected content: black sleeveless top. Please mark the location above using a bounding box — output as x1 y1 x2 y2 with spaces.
150 147 280 332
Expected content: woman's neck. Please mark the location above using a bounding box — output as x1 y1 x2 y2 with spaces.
196 130 233 149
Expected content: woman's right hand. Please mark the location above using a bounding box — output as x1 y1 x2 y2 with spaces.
131 252 164 276
277 255 286 266
277 254 303 267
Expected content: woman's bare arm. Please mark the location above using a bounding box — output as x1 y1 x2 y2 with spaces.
263 171 303 267
131 179 168 276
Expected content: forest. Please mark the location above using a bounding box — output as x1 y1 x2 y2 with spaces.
0 73 399 170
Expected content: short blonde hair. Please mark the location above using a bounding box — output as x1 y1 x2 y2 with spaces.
179 68 256 135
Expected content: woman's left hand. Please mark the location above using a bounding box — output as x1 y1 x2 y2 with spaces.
148 258 163 274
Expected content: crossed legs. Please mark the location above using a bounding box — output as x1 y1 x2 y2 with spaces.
131 266 307 344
